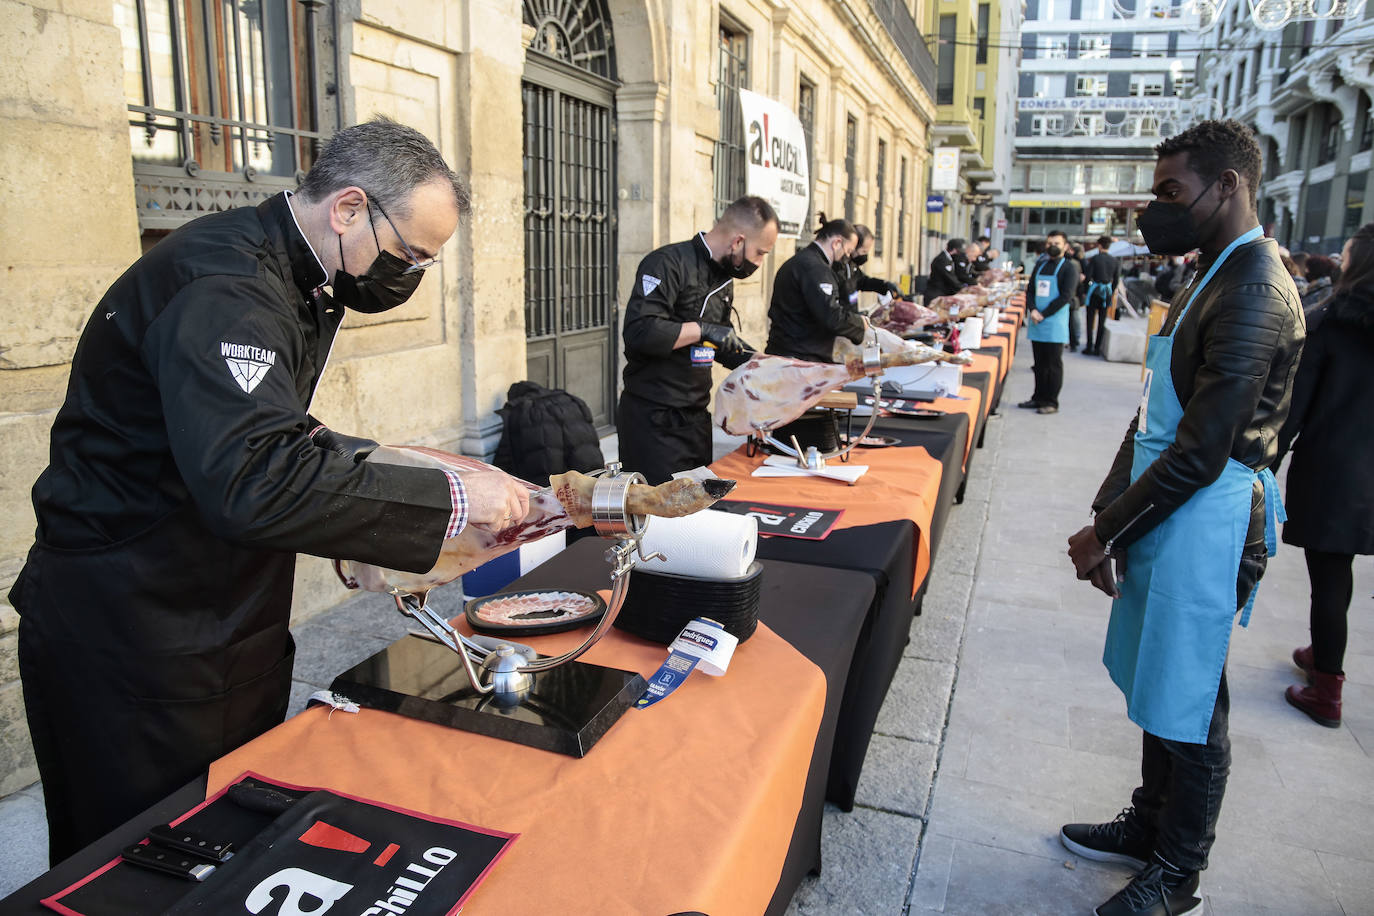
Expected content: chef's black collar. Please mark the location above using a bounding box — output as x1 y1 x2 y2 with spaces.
258 191 330 298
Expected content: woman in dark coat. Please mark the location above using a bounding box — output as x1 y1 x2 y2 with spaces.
1275 222 1374 727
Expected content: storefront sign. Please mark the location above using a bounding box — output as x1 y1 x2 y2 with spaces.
926 194 945 213
737 89 810 238
931 147 961 191
1007 198 1085 208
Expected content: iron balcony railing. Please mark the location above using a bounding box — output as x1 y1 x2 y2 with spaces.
868 0 938 98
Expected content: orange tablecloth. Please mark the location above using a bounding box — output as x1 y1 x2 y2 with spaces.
928 383 985 468
709 443 944 597
208 620 825 916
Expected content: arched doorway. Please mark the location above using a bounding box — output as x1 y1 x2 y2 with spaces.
522 0 618 429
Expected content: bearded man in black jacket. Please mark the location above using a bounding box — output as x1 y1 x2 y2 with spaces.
12 118 532 863
1064 120 1304 916
766 217 864 362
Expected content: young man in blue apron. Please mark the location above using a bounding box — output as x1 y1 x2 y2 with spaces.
1020 230 1080 414
1064 121 1305 915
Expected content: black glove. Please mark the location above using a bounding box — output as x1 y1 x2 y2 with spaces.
698 321 747 354
310 426 380 463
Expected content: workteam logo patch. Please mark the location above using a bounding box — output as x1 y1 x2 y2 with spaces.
641 274 662 297
221 341 277 393
819 282 834 296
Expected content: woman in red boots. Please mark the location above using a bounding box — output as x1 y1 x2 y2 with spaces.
1274 222 1374 727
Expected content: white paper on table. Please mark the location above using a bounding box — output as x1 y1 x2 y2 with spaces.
754 456 868 484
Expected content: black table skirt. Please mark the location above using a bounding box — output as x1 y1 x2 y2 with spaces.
4 543 875 916
871 412 967 563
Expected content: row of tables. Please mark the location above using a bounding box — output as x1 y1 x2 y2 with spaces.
7 296 1025 916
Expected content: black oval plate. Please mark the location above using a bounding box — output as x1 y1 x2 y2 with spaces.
465 589 607 636
840 434 902 448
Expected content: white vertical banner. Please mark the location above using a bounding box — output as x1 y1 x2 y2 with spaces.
737 88 810 238
931 146 960 192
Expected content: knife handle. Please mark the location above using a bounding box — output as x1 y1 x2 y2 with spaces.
148 824 233 863
120 843 217 882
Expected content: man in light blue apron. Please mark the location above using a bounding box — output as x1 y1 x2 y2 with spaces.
1064 121 1305 916
1019 230 1080 414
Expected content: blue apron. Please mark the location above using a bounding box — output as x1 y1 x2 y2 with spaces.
1087 281 1113 309
1027 259 1069 343
1103 226 1285 744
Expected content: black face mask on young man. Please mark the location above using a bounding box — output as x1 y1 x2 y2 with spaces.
719 243 759 280
1045 244 1063 259
851 253 869 267
1136 178 1222 256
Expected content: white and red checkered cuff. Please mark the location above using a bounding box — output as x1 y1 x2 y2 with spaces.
443 470 468 538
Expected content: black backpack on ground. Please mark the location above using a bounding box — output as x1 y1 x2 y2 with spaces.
493 381 605 487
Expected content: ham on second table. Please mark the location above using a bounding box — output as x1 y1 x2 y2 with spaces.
712 338 971 436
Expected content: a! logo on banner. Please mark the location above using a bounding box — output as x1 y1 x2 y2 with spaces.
221 341 277 393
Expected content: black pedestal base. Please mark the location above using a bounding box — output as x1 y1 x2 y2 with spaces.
330 635 647 757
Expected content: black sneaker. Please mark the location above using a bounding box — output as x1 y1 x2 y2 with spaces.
1017 399 1041 409
1095 861 1203 916
1060 808 1153 868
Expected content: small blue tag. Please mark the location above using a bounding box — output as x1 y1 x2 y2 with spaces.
690 345 714 366
634 650 701 709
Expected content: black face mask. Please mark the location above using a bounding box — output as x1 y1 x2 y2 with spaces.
851 253 869 267
1045 244 1063 259
719 243 759 280
333 221 425 314
1136 179 1220 256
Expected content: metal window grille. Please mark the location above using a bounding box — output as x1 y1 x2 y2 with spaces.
714 23 749 218
976 3 990 64
844 115 858 222
524 0 615 78
875 139 887 256
799 80 816 240
114 0 337 231
898 155 908 259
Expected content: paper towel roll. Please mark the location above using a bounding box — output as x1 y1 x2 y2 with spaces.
961 316 984 349
634 510 758 579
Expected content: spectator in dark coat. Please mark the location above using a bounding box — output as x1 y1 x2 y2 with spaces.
1274 223 1374 728
1300 254 1337 311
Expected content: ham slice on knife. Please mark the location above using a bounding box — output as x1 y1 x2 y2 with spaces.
334 446 734 596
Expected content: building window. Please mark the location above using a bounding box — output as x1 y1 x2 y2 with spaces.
898 155 909 259
976 3 990 64
1027 166 1047 191
1289 113 1306 171
1032 74 1067 98
938 14 957 104
1172 74 1195 97
1038 34 1069 59
1073 114 1104 136
1317 110 1341 165
1236 60 1248 101
1132 34 1165 57
798 79 816 240
1131 114 1162 137
1130 74 1165 97
1076 74 1109 97
875 139 887 256
844 114 858 222
1032 115 1065 136
1078 34 1111 58
1081 0 1110 18
1348 172 1367 235
1360 93 1373 153
714 20 750 217
113 0 337 230
1041 0 1071 19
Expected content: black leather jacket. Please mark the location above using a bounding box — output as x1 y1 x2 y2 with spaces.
1092 236 1305 551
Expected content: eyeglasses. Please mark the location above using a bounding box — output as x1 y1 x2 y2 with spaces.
364 194 441 275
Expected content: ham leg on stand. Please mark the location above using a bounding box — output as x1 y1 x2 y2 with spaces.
713 340 971 436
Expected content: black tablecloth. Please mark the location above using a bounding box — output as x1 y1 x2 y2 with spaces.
3 543 875 916
871 411 967 562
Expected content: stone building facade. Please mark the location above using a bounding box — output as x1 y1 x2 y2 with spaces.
0 0 939 795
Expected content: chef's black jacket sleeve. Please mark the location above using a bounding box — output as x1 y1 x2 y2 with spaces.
803 271 865 344
623 249 689 359
141 275 454 572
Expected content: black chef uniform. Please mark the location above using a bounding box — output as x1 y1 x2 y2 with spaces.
925 248 973 302
766 242 865 363
11 193 457 862
618 234 748 484
835 259 902 311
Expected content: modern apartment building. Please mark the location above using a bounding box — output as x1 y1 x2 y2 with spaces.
1006 0 1202 264
1196 1 1374 254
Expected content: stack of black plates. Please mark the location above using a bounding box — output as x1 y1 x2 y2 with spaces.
614 561 764 646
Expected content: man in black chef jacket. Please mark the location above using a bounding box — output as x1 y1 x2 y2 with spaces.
767 217 865 363
925 237 974 302
618 196 780 484
11 117 531 863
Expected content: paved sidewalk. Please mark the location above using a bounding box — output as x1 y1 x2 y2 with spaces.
3 345 1372 915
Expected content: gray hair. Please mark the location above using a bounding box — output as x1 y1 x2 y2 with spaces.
297 116 469 217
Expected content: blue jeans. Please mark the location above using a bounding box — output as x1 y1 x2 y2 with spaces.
1130 550 1268 872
